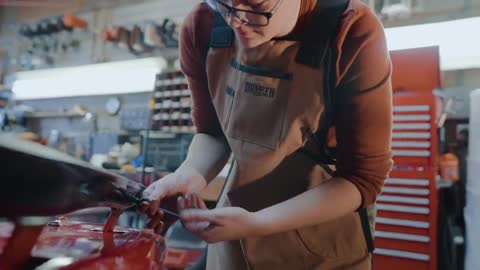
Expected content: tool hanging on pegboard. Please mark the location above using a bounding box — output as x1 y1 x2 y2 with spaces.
100 18 180 56
16 13 88 70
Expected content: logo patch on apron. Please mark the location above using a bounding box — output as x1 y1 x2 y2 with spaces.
244 82 276 98
225 86 235 96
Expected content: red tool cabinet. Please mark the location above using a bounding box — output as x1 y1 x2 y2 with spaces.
374 92 439 270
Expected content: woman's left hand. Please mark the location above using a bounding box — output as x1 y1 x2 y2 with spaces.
178 194 262 243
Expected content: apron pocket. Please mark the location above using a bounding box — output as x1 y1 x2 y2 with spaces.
227 157 309 212
226 59 292 150
296 212 368 259
240 231 307 269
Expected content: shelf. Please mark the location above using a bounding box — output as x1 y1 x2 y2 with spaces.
155 78 188 87
154 90 190 98
140 130 176 139
162 126 196 133
25 111 85 119
139 130 195 137
154 104 191 110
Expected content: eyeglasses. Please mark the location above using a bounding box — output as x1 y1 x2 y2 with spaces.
205 0 283 27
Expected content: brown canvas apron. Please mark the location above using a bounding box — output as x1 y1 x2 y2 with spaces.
203 1 372 269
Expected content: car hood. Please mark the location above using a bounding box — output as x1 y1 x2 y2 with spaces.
0 218 166 270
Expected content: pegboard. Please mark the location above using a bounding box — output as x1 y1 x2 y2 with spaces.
0 0 201 72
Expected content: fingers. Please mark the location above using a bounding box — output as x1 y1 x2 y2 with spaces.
154 221 165 234
146 210 164 228
183 194 195 209
141 180 170 216
180 209 217 223
177 194 206 210
144 183 164 201
177 196 186 210
138 186 154 214
185 223 219 243
137 201 149 213
146 210 165 232
142 183 158 201
189 194 197 208
151 213 165 234
183 221 211 234
177 194 193 210
196 194 207 209
178 201 221 243
148 200 161 216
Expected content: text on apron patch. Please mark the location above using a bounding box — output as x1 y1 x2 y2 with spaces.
244 82 276 98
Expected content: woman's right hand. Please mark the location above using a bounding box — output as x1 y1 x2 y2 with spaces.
138 165 208 233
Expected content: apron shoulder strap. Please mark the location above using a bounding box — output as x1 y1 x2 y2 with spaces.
202 11 233 64
209 12 234 48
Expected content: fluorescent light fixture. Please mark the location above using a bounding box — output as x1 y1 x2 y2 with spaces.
385 16 480 71
12 57 167 100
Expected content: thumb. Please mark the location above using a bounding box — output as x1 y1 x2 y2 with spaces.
180 209 218 223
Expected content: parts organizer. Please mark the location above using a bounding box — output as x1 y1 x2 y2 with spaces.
152 70 195 133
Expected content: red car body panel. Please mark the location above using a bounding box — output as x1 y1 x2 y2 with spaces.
0 218 204 269
0 218 166 269
0 136 204 269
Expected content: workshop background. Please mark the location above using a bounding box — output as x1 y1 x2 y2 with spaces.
0 0 480 270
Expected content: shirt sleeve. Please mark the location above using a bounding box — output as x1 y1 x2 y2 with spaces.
179 4 224 137
333 7 394 207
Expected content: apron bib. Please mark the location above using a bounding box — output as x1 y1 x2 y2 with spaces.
207 39 325 185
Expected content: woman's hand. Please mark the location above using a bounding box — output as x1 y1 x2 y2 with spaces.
138 165 208 233
178 194 263 243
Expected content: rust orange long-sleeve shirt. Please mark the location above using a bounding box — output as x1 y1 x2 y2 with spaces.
179 0 393 207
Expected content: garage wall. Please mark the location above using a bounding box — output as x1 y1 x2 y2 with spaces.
381 0 480 27
0 0 200 74
444 68 480 89
0 1 201 151
442 68 480 119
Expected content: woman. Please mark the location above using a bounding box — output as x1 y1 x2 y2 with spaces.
140 0 393 269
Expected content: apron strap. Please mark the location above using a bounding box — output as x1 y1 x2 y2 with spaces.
295 0 349 68
359 207 375 253
297 0 349 165
209 12 234 48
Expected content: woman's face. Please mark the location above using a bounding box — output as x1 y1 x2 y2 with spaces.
213 0 301 48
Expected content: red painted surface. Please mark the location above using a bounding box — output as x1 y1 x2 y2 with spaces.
165 248 204 270
390 46 442 93
0 223 44 269
0 218 204 270
0 139 204 270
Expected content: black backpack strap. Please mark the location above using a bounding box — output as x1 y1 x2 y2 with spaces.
318 42 338 165
295 0 349 68
359 207 375 253
204 11 233 63
297 2 376 261
297 0 349 165
209 12 234 48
